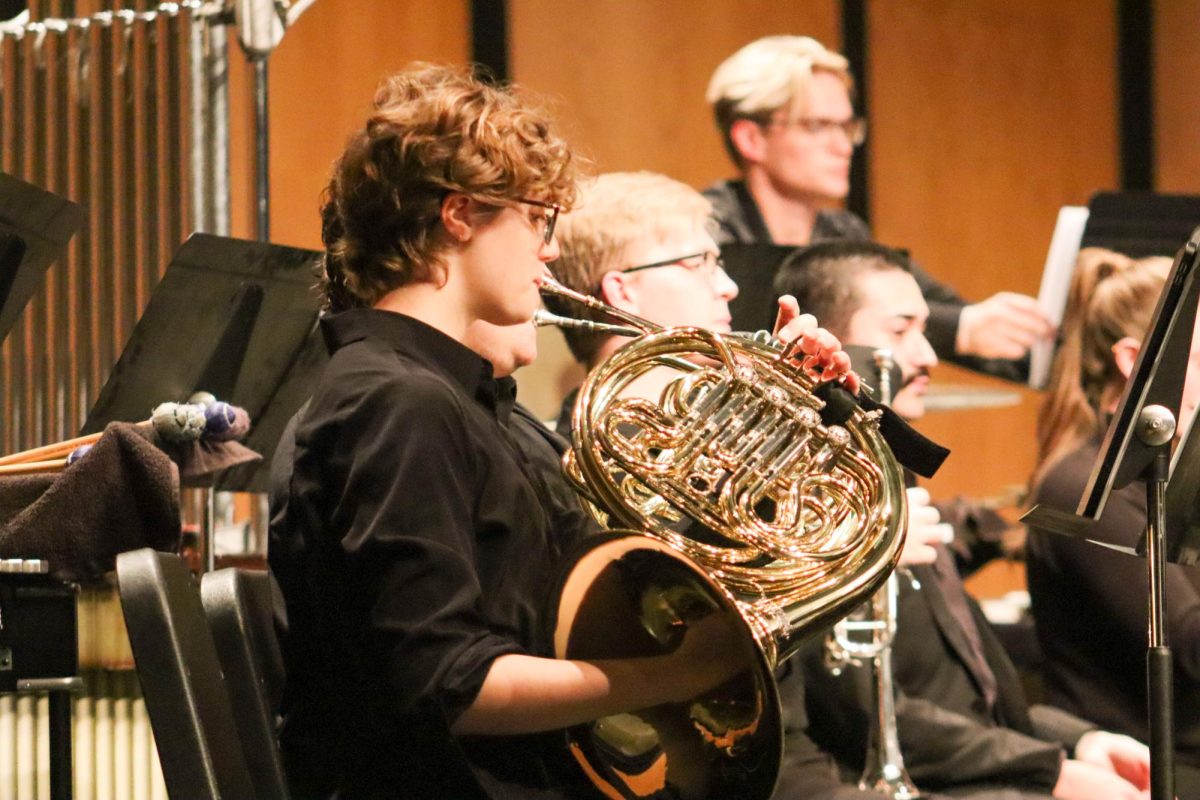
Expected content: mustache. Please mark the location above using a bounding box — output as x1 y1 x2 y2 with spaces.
900 367 931 389
841 346 929 391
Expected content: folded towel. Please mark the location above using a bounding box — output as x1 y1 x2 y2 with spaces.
0 422 181 582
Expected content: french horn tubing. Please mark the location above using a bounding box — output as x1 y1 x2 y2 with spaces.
537 275 909 800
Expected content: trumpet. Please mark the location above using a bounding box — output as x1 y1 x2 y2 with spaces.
537 277 908 800
825 348 921 799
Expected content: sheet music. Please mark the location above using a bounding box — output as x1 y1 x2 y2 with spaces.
1029 206 1090 389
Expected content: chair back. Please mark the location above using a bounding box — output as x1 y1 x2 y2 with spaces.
116 548 256 799
201 567 289 799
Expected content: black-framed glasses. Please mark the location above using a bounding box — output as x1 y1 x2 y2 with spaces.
764 115 867 146
623 251 726 280
517 197 561 246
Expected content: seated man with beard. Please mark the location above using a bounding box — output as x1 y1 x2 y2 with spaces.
775 240 1150 800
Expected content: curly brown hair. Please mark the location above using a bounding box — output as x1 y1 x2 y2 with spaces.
319 63 581 311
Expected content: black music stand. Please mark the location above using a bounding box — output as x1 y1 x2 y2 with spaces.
1082 192 1200 258
1023 227 1200 800
0 172 85 343
214 323 325 494
82 233 324 565
0 174 84 800
720 242 796 334
83 232 322 454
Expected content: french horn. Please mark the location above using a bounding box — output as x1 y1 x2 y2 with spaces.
538 275 908 800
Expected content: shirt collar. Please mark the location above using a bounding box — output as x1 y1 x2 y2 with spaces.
320 308 507 415
733 178 841 243
730 180 774 243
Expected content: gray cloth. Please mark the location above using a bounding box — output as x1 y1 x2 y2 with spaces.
0 422 181 582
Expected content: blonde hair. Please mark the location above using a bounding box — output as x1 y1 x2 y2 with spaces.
1036 248 1172 477
548 171 713 364
706 35 853 167
320 63 581 311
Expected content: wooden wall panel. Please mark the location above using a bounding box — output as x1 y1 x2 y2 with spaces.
509 0 840 419
867 1 1119 505
227 1 471 248
1155 0 1200 194
509 0 839 188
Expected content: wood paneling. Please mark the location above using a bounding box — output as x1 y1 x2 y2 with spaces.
1155 0 1200 194
509 0 840 191
867 1 1119 504
227 1 471 248
509 0 839 419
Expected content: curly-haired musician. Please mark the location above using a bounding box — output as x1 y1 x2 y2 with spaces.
268 65 753 799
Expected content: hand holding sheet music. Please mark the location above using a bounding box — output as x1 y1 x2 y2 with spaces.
955 291 1054 361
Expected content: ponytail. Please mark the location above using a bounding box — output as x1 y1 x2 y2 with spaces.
1034 248 1171 482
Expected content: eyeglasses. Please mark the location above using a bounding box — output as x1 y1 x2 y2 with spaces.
764 116 867 146
623 251 727 281
517 197 561 246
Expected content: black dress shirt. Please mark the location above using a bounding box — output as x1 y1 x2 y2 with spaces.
701 179 1026 382
1028 437 1200 772
269 308 594 799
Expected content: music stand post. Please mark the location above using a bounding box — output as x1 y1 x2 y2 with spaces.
83 233 324 564
1139 409 1175 800
1023 227 1200 800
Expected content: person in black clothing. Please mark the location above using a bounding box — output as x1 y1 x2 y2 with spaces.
1026 247 1200 798
268 65 768 799
703 35 1052 380
776 241 1151 799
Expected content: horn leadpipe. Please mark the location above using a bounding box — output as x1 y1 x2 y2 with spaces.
533 309 641 338
538 274 663 335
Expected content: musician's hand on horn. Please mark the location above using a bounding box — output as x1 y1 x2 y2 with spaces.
774 295 861 394
900 487 952 567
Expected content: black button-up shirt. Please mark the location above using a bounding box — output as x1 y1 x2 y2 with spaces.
269 308 594 799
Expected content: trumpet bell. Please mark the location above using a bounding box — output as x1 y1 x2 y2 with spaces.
549 532 781 800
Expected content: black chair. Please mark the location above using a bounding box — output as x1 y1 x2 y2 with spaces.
200 567 289 800
116 548 256 799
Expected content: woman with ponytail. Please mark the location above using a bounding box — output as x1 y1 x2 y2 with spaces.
1026 248 1200 794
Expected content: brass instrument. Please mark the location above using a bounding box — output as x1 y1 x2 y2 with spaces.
825 349 921 799
538 277 909 800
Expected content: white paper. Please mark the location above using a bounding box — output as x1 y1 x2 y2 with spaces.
1029 206 1090 389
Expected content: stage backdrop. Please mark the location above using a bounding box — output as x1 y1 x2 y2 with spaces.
215 0 1200 518
94 0 1200 524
